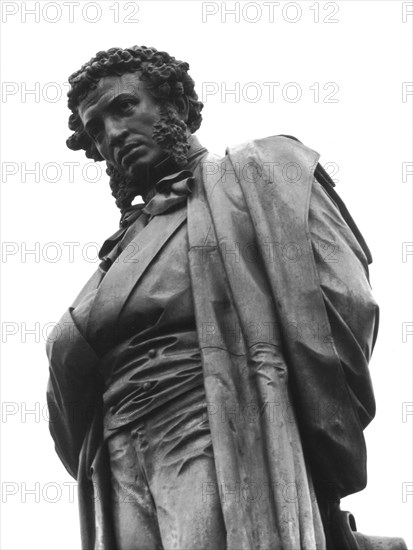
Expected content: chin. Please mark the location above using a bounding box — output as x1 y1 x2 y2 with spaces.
127 153 167 179
125 159 151 180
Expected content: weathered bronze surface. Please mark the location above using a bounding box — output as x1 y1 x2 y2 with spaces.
46 46 406 549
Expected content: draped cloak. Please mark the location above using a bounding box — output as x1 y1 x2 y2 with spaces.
46 135 378 549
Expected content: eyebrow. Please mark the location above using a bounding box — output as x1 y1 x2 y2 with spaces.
83 92 139 132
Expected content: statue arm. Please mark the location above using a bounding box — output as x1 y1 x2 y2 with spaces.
308 175 379 429
46 307 102 479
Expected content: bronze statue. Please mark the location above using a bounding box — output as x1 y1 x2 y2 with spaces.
46 46 407 550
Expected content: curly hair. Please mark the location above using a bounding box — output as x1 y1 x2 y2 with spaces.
66 45 204 209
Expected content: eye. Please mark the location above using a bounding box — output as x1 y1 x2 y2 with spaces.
118 99 135 112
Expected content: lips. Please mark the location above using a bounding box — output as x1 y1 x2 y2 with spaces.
117 142 143 166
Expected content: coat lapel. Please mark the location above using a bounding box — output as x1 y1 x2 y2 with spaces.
187 153 246 356
86 207 187 345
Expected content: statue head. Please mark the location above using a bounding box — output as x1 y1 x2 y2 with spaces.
66 46 203 210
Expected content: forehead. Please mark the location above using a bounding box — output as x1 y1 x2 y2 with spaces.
78 73 152 123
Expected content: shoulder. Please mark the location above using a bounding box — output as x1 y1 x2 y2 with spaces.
225 134 320 175
221 135 320 191
198 134 320 206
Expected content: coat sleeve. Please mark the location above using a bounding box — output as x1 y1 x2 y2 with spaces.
46 306 102 479
308 176 378 429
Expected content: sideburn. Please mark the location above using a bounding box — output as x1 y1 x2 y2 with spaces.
152 103 190 167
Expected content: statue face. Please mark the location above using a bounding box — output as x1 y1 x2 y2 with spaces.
78 73 169 181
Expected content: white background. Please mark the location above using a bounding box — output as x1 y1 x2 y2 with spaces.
1 1 412 548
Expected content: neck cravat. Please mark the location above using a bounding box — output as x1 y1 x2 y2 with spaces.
142 170 194 218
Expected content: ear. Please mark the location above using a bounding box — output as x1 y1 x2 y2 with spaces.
174 95 190 123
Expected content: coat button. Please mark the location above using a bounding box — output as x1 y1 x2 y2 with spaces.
148 349 156 358
142 382 152 391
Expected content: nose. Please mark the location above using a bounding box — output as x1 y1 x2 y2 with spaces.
105 118 128 148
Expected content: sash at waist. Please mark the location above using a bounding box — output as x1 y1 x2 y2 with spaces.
101 330 204 436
